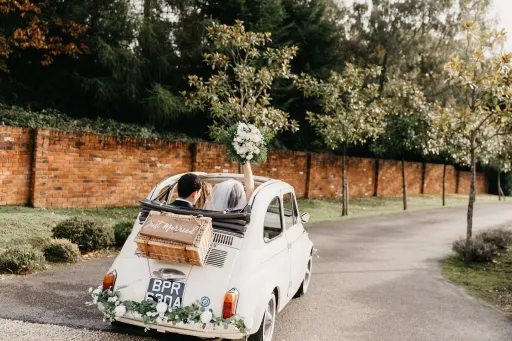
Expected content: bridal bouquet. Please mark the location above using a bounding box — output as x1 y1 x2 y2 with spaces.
222 122 269 164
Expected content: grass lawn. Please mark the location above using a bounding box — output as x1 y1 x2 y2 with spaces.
442 249 512 315
0 194 504 248
298 194 503 224
0 206 139 249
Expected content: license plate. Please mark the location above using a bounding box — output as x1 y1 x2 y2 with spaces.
146 278 185 308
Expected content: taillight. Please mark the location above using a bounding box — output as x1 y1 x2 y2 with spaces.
223 289 239 319
103 271 116 291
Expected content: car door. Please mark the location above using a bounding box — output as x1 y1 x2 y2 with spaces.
262 195 291 307
282 190 307 297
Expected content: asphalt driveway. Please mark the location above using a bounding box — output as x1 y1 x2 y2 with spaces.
0 203 511 340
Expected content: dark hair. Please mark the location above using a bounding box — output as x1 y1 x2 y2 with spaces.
177 173 202 199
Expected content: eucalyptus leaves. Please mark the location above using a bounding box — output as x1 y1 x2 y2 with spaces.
87 286 248 334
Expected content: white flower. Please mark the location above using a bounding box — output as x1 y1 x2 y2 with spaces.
114 305 126 317
92 288 101 295
107 296 118 303
88 287 93 293
156 302 168 317
97 303 105 312
200 310 213 324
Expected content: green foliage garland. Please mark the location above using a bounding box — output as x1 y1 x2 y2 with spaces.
87 287 248 334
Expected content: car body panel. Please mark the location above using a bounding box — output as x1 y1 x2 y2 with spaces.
105 172 314 338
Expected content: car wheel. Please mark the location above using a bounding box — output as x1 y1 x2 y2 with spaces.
248 293 276 341
294 254 312 298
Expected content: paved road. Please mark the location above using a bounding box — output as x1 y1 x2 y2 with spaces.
0 203 511 340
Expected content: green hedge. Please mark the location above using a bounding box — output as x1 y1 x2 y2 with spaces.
0 104 200 142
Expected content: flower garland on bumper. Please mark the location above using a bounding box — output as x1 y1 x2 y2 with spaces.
87 286 248 334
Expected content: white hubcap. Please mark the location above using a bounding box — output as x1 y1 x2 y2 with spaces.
263 295 276 341
304 256 312 293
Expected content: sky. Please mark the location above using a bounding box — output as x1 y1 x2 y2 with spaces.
490 0 512 52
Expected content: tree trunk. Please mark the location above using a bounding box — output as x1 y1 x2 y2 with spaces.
238 162 243 174
341 144 348 216
465 146 477 267
143 0 151 19
442 163 447 206
498 170 505 201
498 171 502 201
345 182 349 214
401 157 407 211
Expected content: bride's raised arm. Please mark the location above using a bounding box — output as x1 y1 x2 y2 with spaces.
243 162 255 200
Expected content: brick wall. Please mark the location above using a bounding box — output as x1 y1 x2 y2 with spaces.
0 126 491 208
307 153 342 199
423 164 457 195
254 150 308 198
0 127 33 205
377 160 423 196
31 130 193 208
457 171 488 195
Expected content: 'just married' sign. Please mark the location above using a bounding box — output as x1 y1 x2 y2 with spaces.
139 211 209 245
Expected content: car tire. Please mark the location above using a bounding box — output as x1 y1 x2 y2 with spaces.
293 254 312 299
248 293 277 341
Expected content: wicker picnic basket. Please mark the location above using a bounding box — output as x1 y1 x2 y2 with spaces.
134 211 213 266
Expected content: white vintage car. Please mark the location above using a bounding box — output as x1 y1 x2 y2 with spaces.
102 172 313 341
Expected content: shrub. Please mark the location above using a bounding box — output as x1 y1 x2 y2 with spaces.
43 239 80 263
9 236 51 249
478 228 512 250
52 217 115 251
452 237 497 263
0 245 46 274
114 220 133 247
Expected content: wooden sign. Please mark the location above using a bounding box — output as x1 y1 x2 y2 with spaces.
140 211 206 245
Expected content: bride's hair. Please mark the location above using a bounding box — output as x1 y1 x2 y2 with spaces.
203 179 247 211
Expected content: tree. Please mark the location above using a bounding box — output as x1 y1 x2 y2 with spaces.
295 63 383 216
340 0 493 103
180 0 345 149
432 22 512 265
0 0 88 72
372 79 436 210
272 0 346 151
182 20 299 140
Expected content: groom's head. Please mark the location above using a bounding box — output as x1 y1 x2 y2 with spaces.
177 173 202 204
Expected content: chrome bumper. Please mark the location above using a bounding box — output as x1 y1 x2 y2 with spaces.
115 316 245 340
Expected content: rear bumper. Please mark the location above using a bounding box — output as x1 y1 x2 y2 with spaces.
116 315 245 340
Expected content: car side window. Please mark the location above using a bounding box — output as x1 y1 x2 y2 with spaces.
263 196 283 241
282 192 297 228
